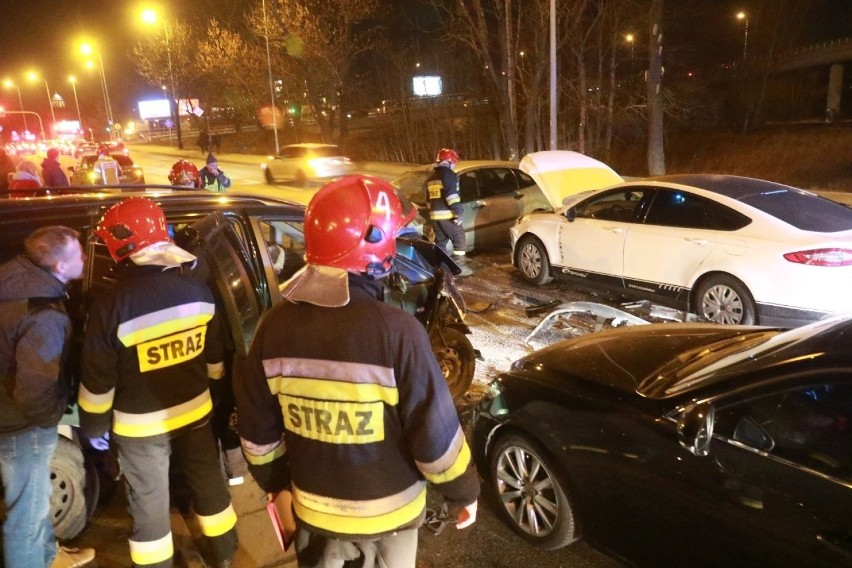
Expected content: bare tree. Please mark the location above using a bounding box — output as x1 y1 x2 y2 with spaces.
646 0 665 175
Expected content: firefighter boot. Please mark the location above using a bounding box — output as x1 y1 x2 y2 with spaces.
453 254 473 278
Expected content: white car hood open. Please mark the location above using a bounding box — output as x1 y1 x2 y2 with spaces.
520 151 624 210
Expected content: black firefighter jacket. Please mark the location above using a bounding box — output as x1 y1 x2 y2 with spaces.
79 263 225 440
235 273 480 540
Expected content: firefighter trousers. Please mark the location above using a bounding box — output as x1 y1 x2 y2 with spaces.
116 421 238 568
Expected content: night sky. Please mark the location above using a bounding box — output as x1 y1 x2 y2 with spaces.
1 0 850 127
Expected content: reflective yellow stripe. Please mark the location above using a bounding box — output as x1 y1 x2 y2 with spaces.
281 395 384 444
292 482 426 536
137 326 207 372
113 390 212 438
267 376 399 406
197 503 237 537
241 437 286 466
117 302 215 347
129 532 173 566
446 195 460 205
430 211 454 220
426 180 443 200
77 384 115 415
421 439 472 485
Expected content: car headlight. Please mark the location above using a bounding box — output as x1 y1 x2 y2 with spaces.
87 171 99 183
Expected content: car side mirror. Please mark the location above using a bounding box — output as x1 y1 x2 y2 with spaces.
565 207 577 222
677 402 715 457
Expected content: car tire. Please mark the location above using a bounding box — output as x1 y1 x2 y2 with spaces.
265 168 275 185
515 236 553 285
50 436 92 541
489 433 578 549
430 327 475 400
694 274 757 325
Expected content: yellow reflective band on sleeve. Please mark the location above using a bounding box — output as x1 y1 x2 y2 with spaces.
267 376 398 406
77 384 115 415
112 390 212 438
292 483 426 536
282 395 384 444
197 503 237 537
129 532 174 566
430 211 454 220
421 439 472 484
117 302 215 347
240 437 286 466
136 326 207 373
446 195 460 205
208 361 225 380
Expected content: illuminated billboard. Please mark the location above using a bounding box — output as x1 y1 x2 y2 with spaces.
412 76 442 97
138 98 200 120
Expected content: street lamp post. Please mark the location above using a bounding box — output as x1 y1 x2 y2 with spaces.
736 11 749 60
81 43 115 140
262 0 280 155
625 33 636 77
68 76 83 131
27 72 56 137
141 9 184 149
2 79 28 132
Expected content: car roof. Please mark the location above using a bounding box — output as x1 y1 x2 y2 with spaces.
644 174 852 232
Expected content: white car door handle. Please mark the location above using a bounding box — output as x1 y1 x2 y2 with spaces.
685 238 709 246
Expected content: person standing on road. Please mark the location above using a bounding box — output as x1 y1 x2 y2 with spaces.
425 148 472 277
79 197 237 568
199 153 231 192
41 148 70 188
235 175 479 568
0 148 15 196
0 226 95 568
9 160 43 198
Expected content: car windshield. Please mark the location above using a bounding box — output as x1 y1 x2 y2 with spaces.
393 168 432 200
643 316 852 397
739 190 852 232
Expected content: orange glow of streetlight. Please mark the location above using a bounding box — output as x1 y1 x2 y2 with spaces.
141 8 158 25
625 33 635 43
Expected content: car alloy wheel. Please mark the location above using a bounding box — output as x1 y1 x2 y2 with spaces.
490 434 577 549
516 236 552 285
695 274 756 325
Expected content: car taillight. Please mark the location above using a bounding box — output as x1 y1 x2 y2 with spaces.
783 248 852 267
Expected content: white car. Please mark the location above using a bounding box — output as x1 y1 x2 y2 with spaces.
261 143 353 186
511 173 852 327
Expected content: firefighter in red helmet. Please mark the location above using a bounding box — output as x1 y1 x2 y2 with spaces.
235 175 479 567
79 197 237 568
168 159 201 188
425 148 472 277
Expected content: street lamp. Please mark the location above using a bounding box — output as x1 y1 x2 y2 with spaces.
26 71 55 137
68 76 83 131
625 33 636 76
80 42 115 139
736 11 749 60
141 8 184 149
2 79 28 132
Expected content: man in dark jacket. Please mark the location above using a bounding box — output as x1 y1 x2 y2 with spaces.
0 226 94 568
79 197 236 568
198 153 231 192
235 176 479 568
40 148 69 188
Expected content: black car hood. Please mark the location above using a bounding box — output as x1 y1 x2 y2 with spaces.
513 323 760 399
